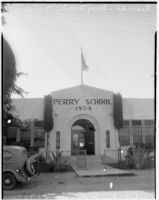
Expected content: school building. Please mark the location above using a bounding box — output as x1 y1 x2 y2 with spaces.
7 85 154 160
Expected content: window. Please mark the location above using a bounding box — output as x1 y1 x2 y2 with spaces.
144 120 153 126
144 127 154 148
132 120 141 126
34 120 45 148
20 127 31 149
145 135 154 148
143 127 154 136
119 128 130 146
34 120 44 127
106 130 110 148
132 127 142 145
34 128 45 148
56 131 60 149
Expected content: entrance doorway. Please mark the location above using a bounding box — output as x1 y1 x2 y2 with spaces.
71 119 95 155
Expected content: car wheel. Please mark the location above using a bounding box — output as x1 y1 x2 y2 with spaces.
3 172 16 190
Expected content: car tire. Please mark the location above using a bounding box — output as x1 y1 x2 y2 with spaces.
3 172 17 190
25 159 35 177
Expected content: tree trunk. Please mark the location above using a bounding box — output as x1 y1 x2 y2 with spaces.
46 131 49 160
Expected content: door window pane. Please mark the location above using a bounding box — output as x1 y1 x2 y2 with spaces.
72 133 79 148
79 133 85 148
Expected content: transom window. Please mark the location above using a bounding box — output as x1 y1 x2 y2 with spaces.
132 120 141 126
144 120 153 126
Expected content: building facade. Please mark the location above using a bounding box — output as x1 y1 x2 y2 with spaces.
8 85 154 160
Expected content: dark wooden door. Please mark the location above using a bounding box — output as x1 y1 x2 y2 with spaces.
86 130 95 155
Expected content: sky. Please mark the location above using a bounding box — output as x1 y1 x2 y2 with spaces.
2 3 157 98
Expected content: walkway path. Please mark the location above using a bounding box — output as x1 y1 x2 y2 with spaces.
71 155 135 177
72 164 135 177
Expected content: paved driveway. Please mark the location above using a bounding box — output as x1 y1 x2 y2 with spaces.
3 169 155 199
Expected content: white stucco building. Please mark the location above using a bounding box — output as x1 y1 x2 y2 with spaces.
9 85 154 160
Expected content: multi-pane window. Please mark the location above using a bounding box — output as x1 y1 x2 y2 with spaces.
34 120 44 127
120 119 154 148
144 127 154 148
119 127 130 146
56 131 60 150
132 120 141 126
132 127 142 145
34 128 45 148
145 135 154 147
144 120 153 126
106 130 110 148
20 127 31 148
143 127 154 136
34 120 45 148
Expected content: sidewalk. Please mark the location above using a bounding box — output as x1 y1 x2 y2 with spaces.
72 162 135 177
72 166 135 177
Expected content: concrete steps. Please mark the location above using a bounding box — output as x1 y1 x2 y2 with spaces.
70 155 105 170
86 155 104 170
71 155 135 177
101 155 117 164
